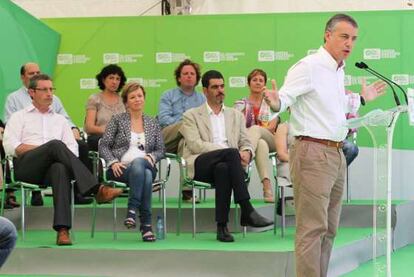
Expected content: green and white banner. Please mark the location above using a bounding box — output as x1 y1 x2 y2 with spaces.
34 11 414 149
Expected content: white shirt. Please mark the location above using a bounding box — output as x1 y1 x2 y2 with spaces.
120 132 146 164
3 104 78 157
206 103 228 148
279 47 361 141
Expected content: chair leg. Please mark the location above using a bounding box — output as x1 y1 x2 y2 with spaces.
162 183 167 238
91 200 97 238
233 202 239 233
71 182 75 242
281 187 285 238
0 187 6 216
192 186 196 239
113 196 117 240
176 184 183 236
21 186 26 241
273 183 278 236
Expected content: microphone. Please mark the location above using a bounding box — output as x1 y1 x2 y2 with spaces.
355 61 408 105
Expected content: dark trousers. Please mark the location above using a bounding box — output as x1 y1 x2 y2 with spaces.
77 139 92 172
14 140 97 230
194 148 250 223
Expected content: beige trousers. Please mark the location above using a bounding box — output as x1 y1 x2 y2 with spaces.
247 125 276 181
161 122 183 154
290 139 346 277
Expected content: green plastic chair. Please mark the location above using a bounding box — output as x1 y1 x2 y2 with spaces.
89 151 171 240
269 152 292 237
166 153 251 238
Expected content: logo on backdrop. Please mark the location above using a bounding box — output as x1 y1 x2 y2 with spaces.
363 48 400 60
103 53 143 64
128 77 168 88
344 75 378 86
155 52 190 63
80 79 98 90
203 51 245 63
57 54 91 64
392 74 414 86
229 77 246 88
257 50 294 62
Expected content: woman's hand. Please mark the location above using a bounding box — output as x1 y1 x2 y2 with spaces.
144 155 155 167
262 79 280 112
111 162 127 177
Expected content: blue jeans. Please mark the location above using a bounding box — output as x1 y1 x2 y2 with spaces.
108 158 156 225
0 217 17 267
342 140 359 166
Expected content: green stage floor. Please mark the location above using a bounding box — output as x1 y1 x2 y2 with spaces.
345 243 414 276
20 194 408 209
11 227 371 252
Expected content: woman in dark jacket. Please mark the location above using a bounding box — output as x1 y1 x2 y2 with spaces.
99 82 165 242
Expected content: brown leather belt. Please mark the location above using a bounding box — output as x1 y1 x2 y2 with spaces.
297 136 343 148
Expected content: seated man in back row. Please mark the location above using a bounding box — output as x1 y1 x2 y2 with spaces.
179 70 273 242
3 74 123 246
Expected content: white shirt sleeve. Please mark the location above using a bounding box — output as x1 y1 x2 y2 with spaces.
61 119 79 157
3 112 24 157
279 61 313 112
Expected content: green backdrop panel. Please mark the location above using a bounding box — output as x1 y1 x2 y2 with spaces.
0 0 60 117
40 11 413 149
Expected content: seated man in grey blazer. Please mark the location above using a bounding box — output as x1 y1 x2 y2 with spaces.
179 70 273 242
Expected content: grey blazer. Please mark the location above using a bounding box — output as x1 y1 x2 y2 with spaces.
99 112 165 166
179 104 253 178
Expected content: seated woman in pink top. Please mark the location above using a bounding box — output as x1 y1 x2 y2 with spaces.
234 69 279 203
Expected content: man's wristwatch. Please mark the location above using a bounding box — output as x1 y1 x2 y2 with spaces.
360 95 366 106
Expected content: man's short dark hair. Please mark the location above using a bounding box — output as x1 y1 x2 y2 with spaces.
201 70 224 88
28 74 52 90
95 64 126 92
324 14 358 42
20 65 26 75
174 59 201 87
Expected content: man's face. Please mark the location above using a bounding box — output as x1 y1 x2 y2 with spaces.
21 63 40 88
178 65 197 89
324 21 358 64
29 80 54 108
203 78 225 106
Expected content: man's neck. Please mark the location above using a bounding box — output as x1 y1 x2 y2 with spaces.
180 86 194 95
33 103 49 114
207 102 223 115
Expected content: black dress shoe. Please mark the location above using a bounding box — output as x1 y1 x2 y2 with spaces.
31 191 44 206
241 210 273 228
6 195 20 208
216 226 234 242
182 190 200 204
1 200 14 210
74 194 93 205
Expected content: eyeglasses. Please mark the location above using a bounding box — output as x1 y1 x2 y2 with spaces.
137 143 144 151
34 87 56 93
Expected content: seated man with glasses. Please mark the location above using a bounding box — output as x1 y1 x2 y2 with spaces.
3 74 123 246
3 62 92 206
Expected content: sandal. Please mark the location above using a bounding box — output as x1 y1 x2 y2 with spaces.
124 209 137 229
124 217 136 229
140 225 156 242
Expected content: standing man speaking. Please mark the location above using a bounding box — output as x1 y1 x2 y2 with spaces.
270 14 386 277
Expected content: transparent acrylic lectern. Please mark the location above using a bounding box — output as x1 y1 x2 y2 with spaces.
347 105 407 277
